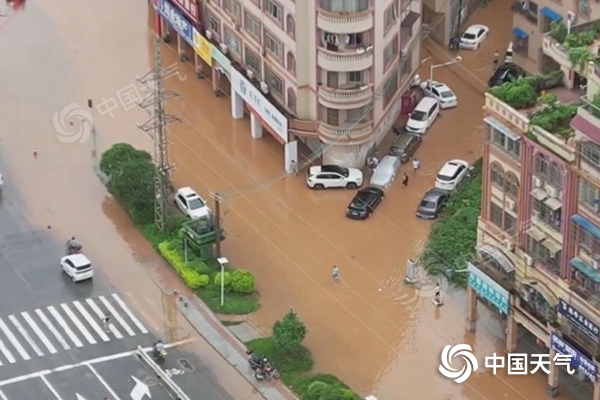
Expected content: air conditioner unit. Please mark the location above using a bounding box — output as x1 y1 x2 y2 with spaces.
504 239 515 252
546 185 560 198
205 30 213 40
220 43 228 54
401 48 408 57
524 254 534 266
260 81 269 94
567 11 577 22
506 199 516 211
246 69 254 79
533 176 543 188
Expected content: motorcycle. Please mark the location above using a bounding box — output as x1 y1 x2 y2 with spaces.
154 348 167 362
254 364 280 381
246 350 269 371
65 241 82 255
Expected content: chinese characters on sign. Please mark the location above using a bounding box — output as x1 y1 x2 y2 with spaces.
557 299 600 339
158 0 194 46
467 263 509 314
168 0 199 24
193 31 213 66
551 333 598 381
485 353 575 375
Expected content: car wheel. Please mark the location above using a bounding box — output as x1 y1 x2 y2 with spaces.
71 274 76 282
314 184 325 190
346 182 357 189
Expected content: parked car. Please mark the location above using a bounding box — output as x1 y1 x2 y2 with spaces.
389 133 422 163
505 41 513 64
488 63 521 87
416 189 450 220
460 24 489 50
420 81 458 109
174 187 211 219
406 97 440 135
435 160 471 191
306 165 363 189
346 186 385 220
0 172 3 191
61 253 93 282
370 156 401 188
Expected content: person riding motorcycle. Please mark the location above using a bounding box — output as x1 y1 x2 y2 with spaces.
154 340 166 359
65 237 81 254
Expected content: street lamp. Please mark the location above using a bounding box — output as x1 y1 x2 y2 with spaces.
217 257 229 306
429 56 462 84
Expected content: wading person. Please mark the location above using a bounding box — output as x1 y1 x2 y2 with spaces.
402 172 409 187
332 265 340 282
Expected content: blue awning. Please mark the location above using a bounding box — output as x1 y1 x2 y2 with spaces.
540 7 563 22
512 27 529 40
572 214 600 240
570 258 600 283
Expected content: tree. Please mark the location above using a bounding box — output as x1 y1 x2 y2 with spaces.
100 143 152 179
108 157 156 225
273 309 307 355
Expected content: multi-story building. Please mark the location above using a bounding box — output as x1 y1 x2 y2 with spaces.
469 20 600 397
202 0 422 167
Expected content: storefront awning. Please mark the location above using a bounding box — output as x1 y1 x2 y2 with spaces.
570 258 600 283
572 214 600 240
544 197 563 211
512 27 529 40
527 227 546 242
531 188 548 201
477 244 515 273
541 238 562 256
540 7 563 22
522 278 558 306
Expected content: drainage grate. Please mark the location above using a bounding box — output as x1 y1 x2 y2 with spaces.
178 358 195 372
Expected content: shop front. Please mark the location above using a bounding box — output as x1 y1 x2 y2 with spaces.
210 45 232 97
156 0 194 62
550 333 599 397
230 68 295 173
557 298 600 364
466 260 511 331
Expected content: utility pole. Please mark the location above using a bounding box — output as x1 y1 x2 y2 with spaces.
211 192 222 258
136 38 181 232
87 99 97 162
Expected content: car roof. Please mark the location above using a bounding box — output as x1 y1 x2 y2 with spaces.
439 160 467 177
64 254 91 266
178 187 198 197
414 97 438 109
423 189 447 200
467 24 486 33
359 186 383 195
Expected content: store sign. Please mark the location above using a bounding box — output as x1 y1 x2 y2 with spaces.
168 0 199 24
558 299 600 339
211 46 232 76
551 333 598 381
193 31 213 66
467 262 509 314
231 68 288 142
158 0 194 46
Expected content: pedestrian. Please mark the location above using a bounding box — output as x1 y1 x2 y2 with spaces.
332 265 340 282
412 158 420 174
102 316 110 333
33 147 38 159
402 172 409 187
434 283 443 305
290 160 297 175
493 50 500 70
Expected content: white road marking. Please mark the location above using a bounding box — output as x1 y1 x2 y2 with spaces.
41 375 64 400
35 309 70 350
0 389 7 400
21 312 57 354
73 301 109 342
0 339 10 364
85 298 123 339
60 304 96 345
112 293 148 334
46 306 83 348
8 315 43 357
86 364 122 400
99 296 135 336
0 318 29 360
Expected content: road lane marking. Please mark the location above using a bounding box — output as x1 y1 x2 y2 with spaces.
0 389 7 400
112 293 148 334
46 306 83 348
61 304 96 345
99 296 135 336
21 312 57 354
86 364 122 400
85 298 123 339
35 309 70 350
73 301 109 342
0 318 29 361
8 315 43 357
41 375 64 400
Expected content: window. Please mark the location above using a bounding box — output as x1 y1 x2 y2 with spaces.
486 122 521 159
287 89 297 114
264 30 283 60
209 13 221 36
263 0 283 24
504 213 517 235
581 142 600 167
383 68 399 108
505 173 519 199
535 153 548 176
514 37 529 56
224 29 242 55
286 15 295 38
579 228 594 253
326 108 339 125
244 12 262 42
223 0 241 20
384 2 398 32
490 202 504 228
319 0 369 12
579 0 591 15
286 52 296 75
490 163 504 188
579 179 600 215
346 106 370 124
548 162 564 189
383 35 399 70
244 46 262 76
533 198 562 231
264 67 284 99
528 236 561 275
400 48 412 81
347 71 362 84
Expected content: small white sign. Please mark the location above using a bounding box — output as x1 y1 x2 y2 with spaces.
230 68 288 143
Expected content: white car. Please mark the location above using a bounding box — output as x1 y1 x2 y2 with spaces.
61 254 93 282
460 25 489 50
420 81 458 109
175 187 211 219
0 173 3 189
435 160 471 191
306 165 363 189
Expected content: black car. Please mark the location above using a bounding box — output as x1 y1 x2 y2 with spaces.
488 63 521 87
416 189 450 220
346 186 385 220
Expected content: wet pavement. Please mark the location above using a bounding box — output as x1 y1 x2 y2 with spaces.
0 1 585 400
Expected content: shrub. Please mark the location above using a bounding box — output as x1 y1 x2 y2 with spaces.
158 240 212 287
181 270 209 289
273 309 307 355
231 270 255 293
100 143 152 179
108 157 156 225
307 381 330 399
214 271 232 288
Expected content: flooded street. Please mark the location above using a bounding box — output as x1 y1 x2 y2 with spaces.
0 1 583 399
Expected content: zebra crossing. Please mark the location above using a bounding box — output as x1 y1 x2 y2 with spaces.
0 293 148 366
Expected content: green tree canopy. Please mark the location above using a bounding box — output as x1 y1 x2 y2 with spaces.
273 309 307 355
100 143 152 179
108 157 156 225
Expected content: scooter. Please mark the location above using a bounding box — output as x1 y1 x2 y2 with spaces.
65 241 82 255
154 348 167 362
254 364 280 381
246 350 269 371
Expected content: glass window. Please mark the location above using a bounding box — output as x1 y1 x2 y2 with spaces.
347 71 362 83
346 106 369 124
223 0 241 19
264 67 284 99
490 202 503 228
504 213 516 235
384 35 399 70
286 15 295 38
263 0 283 23
581 142 600 166
548 162 563 188
579 179 600 214
286 52 296 75
488 124 521 159
244 12 262 42
223 29 242 55
264 29 283 60
209 13 221 36
383 67 399 108
287 89 296 114
244 46 262 76
505 173 519 198
490 163 504 188
384 2 398 32
319 0 369 12
535 153 548 176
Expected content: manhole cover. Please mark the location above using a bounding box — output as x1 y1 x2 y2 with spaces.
178 358 194 371
144 377 158 387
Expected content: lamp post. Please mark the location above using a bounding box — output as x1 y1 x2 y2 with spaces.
429 56 462 85
217 257 228 306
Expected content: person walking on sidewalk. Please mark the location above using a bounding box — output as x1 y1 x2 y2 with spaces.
412 158 420 174
493 50 500 70
402 172 409 187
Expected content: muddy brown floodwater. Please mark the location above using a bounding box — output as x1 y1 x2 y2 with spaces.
0 1 581 399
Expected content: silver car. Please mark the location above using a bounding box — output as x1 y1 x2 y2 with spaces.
370 156 401 188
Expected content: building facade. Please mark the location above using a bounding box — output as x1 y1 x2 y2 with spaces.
200 0 422 167
470 26 600 397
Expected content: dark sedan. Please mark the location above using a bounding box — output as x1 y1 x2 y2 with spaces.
346 186 385 220
416 189 450 220
488 63 521 87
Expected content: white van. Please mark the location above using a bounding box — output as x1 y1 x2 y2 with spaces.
370 156 401 188
406 97 440 134
505 42 513 64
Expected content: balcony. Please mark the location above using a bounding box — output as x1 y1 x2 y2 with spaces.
511 1 538 24
317 84 373 109
570 257 600 307
288 119 318 139
542 22 600 76
316 8 373 35
317 46 374 72
318 122 373 143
